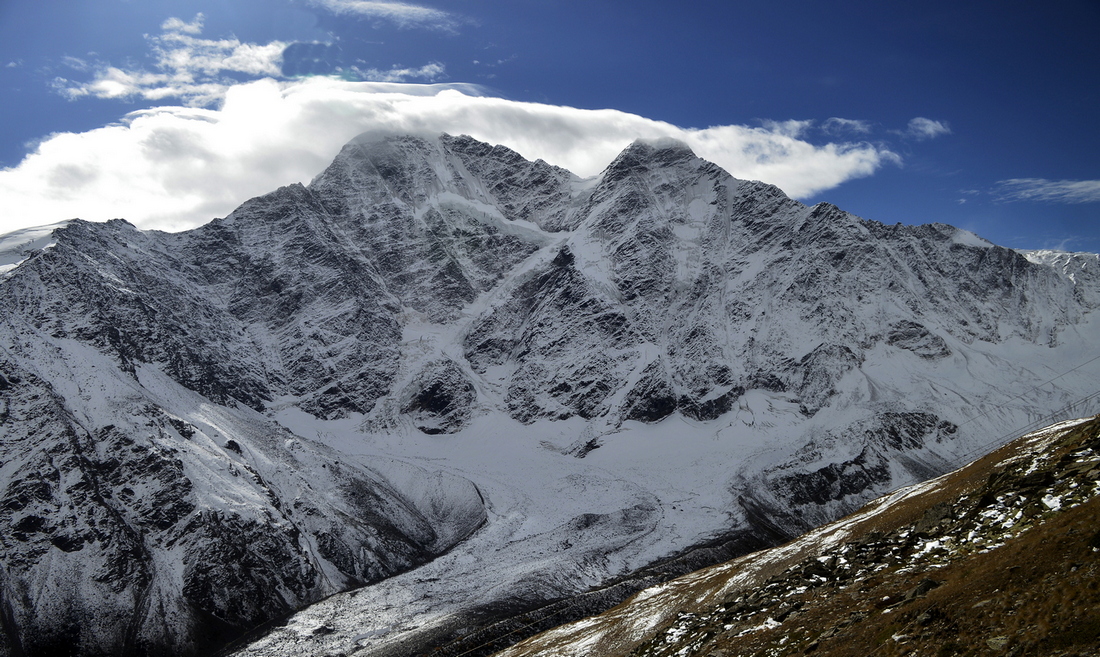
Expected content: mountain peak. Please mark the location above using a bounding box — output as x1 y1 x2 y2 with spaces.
605 137 698 175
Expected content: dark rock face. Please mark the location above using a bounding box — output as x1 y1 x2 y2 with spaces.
182 184 404 419
438 134 583 232
307 135 551 322
400 359 477 434
735 412 960 540
796 344 861 416
0 351 484 656
886 320 951 359
621 360 678 423
465 245 639 423
777 446 891 507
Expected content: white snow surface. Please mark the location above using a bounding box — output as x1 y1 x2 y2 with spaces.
0 220 68 278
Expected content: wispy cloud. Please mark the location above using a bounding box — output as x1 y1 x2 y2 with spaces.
51 15 447 106
54 14 287 106
0 79 900 234
822 117 871 135
351 62 446 83
758 119 814 138
60 56 92 72
160 15 205 35
905 117 951 140
307 1 458 30
994 178 1100 204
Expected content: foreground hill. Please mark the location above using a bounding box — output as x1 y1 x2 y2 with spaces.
494 414 1100 657
2 133 1099 656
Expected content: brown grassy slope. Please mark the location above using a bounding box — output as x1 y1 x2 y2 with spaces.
494 415 1100 657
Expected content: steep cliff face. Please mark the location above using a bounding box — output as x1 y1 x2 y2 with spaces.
1 133 1099 657
462 139 1086 431
0 179 492 655
0 342 486 657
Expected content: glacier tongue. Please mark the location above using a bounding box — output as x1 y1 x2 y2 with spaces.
1 132 1099 657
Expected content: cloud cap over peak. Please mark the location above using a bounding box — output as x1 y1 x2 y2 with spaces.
0 80 898 234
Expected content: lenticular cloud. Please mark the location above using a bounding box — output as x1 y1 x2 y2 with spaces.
0 78 897 233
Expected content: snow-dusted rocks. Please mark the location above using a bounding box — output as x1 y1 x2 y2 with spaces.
399 358 476 434
1 132 1099 656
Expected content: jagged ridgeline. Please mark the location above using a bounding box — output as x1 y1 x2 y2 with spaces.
0 133 1098 657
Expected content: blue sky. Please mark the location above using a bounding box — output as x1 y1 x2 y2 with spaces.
1 0 1098 252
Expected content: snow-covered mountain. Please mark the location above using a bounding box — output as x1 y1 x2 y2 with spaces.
1 133 1099 657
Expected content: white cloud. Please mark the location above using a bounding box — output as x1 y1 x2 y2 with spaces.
0 79 900 235
307 1 457 30
161 14 205 35
351 62 446 82
53 16 448 106
822 117 871 135
54 16 287 106
994 178 1100 204
906 117 951 140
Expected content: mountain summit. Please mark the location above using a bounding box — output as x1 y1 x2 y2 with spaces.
1 133 1098 656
